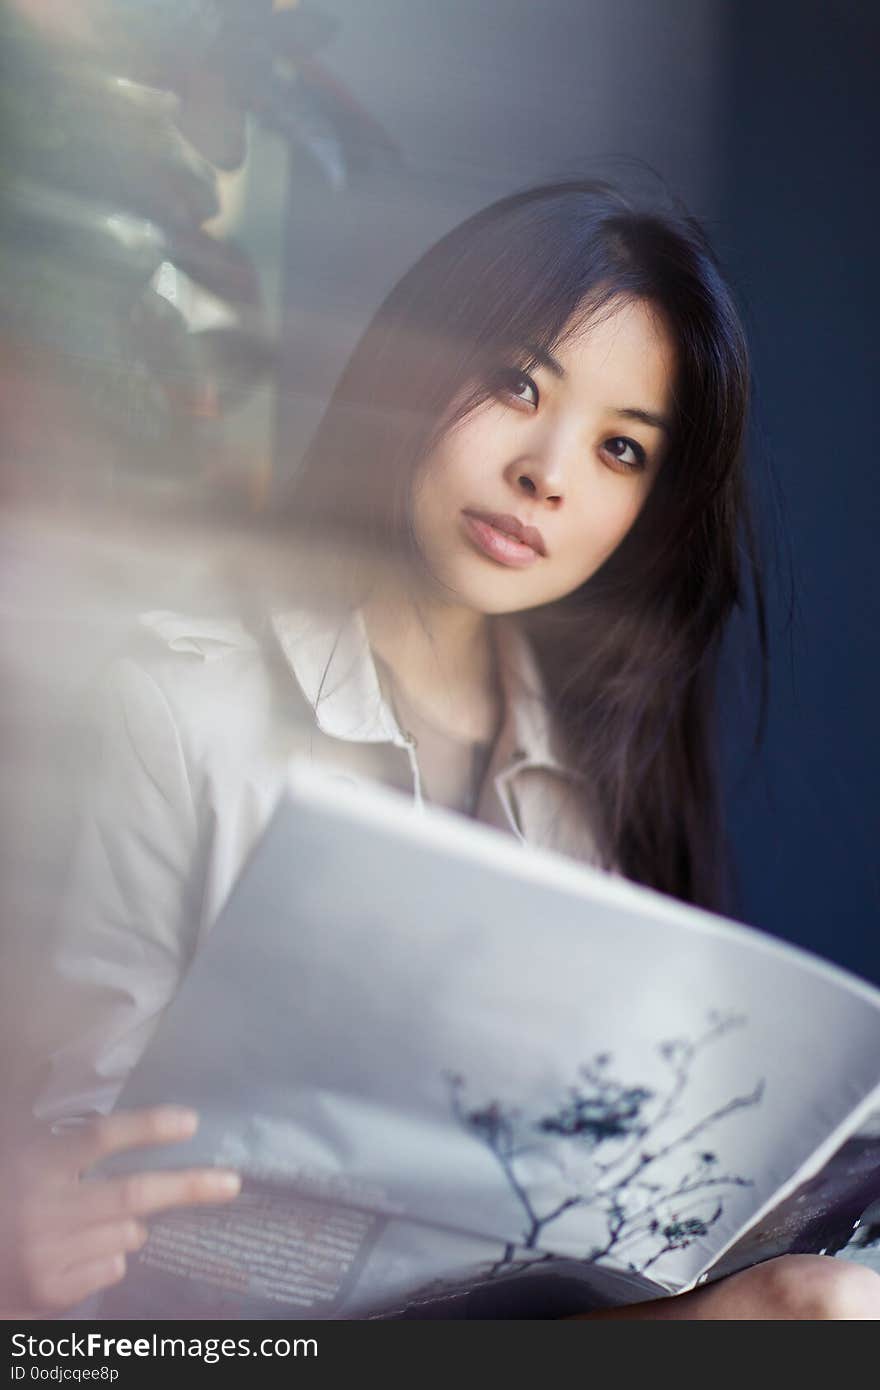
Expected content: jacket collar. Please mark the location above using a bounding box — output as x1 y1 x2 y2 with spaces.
491 616 564 772
270 606 565 773
270 607 401 745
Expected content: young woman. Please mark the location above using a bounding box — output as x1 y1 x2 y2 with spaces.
6 182 879 1319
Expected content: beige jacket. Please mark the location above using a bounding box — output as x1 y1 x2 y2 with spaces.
38 605 602 1120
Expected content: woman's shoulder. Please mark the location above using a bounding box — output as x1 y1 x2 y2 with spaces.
97 608 293 767
137 609 262 661
108 607 264 701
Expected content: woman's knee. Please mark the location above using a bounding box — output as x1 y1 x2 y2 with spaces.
758 1254 880 1320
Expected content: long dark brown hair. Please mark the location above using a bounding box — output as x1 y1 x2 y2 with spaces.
281 180 766 910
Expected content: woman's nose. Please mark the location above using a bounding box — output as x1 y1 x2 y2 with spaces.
504 455 565 508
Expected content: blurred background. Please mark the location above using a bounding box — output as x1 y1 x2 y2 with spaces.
1 0 878 1126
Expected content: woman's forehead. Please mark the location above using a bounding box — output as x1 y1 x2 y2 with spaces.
542 300 677 407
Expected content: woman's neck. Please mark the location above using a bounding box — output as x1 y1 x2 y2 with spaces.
362 574 500 744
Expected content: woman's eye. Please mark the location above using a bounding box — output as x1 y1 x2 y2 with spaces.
602 436 647 471
493 369 539 408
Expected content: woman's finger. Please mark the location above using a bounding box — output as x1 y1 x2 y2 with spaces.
21 1108 200 1193
69 1106 200 1173
68 1166 241 1227
32 1252 128 1312
26 1217 148 1282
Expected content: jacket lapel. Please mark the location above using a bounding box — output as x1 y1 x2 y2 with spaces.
270 605 600 862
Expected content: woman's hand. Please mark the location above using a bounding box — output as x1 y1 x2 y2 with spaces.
577 1253 880 1320
3 1106 240 1315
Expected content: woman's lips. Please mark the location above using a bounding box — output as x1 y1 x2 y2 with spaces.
461 510 545 568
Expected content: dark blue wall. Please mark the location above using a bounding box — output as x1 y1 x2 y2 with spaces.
717 1 880 980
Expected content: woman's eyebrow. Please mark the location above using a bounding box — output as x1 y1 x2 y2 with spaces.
523 344 566 378
612 406 671 435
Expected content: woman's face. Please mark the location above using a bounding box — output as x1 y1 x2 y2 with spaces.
411 296 676 616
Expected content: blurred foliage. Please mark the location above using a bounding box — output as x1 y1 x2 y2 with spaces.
0 0 397 508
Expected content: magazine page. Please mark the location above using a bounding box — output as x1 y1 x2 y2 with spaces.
693 1105 880 1285
97 766 880 1318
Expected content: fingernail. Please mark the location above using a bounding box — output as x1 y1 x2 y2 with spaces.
159 1107 199 1133
212 1171 241 1195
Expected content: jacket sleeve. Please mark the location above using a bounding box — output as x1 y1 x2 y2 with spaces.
35 657 202 1122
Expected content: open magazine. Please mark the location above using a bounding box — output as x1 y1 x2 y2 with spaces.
97 764 880 1319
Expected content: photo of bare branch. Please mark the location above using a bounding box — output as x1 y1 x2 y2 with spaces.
446 1012 764 1282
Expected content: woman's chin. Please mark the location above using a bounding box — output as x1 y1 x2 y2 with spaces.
429 572 546 618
